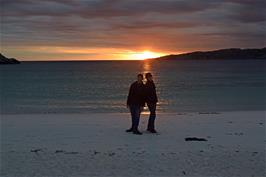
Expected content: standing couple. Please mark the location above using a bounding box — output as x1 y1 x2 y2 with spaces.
126 73 158 135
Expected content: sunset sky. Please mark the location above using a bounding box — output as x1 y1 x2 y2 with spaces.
1 0 265 60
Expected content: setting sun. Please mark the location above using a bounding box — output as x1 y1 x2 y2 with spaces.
127 51 163 60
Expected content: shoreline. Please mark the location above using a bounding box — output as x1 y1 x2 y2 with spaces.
1 109 265 115
1 111 265 177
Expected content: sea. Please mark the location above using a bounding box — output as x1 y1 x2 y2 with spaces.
0 60 265 114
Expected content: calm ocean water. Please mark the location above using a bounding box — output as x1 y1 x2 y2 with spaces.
1 60 265 114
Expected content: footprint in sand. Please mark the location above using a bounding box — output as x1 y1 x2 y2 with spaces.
252 152 258 156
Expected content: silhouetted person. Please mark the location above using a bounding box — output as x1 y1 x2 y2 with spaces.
145 73 158 133
126 74 145 135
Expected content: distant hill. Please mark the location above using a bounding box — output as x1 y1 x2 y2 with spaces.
0 53 20 64
153 48 266 60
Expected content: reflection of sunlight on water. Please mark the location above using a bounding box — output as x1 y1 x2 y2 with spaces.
141 60 164 113
142 106 150 115
142 111 150 115
142 60 151 73
142 60 152 83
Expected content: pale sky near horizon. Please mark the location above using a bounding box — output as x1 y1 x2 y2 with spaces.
1 0 265 61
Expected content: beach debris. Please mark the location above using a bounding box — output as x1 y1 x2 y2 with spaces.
185 137 208 141
259 122 263 125
94 150 100 155
182 170 186 175
228 121 233 124
55 150 64 153
30 148 42 153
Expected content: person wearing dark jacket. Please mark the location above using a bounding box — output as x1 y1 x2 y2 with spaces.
145 73 158 133
126 74 145 135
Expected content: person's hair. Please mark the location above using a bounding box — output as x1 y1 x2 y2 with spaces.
145 73 152 78
137 73 143 78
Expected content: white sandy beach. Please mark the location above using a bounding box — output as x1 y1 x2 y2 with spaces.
1 111 265 177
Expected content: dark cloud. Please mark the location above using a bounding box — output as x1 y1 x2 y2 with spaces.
2 0 219 18
229 5 266 23
1 0 265 60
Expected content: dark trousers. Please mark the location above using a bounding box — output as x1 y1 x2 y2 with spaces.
147 103 156 130
129 105 141 131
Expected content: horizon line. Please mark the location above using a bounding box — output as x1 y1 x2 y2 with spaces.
19 59 152 62
2 47 265 62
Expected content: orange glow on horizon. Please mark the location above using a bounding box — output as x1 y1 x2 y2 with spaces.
3 46 167 61
123 50 164 60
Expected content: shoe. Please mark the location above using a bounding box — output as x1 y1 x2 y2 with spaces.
126 128 133 132
147 129 157 133
133 130 142 135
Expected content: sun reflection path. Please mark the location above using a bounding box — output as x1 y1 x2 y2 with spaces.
141 60 164 113
143 60 151 73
